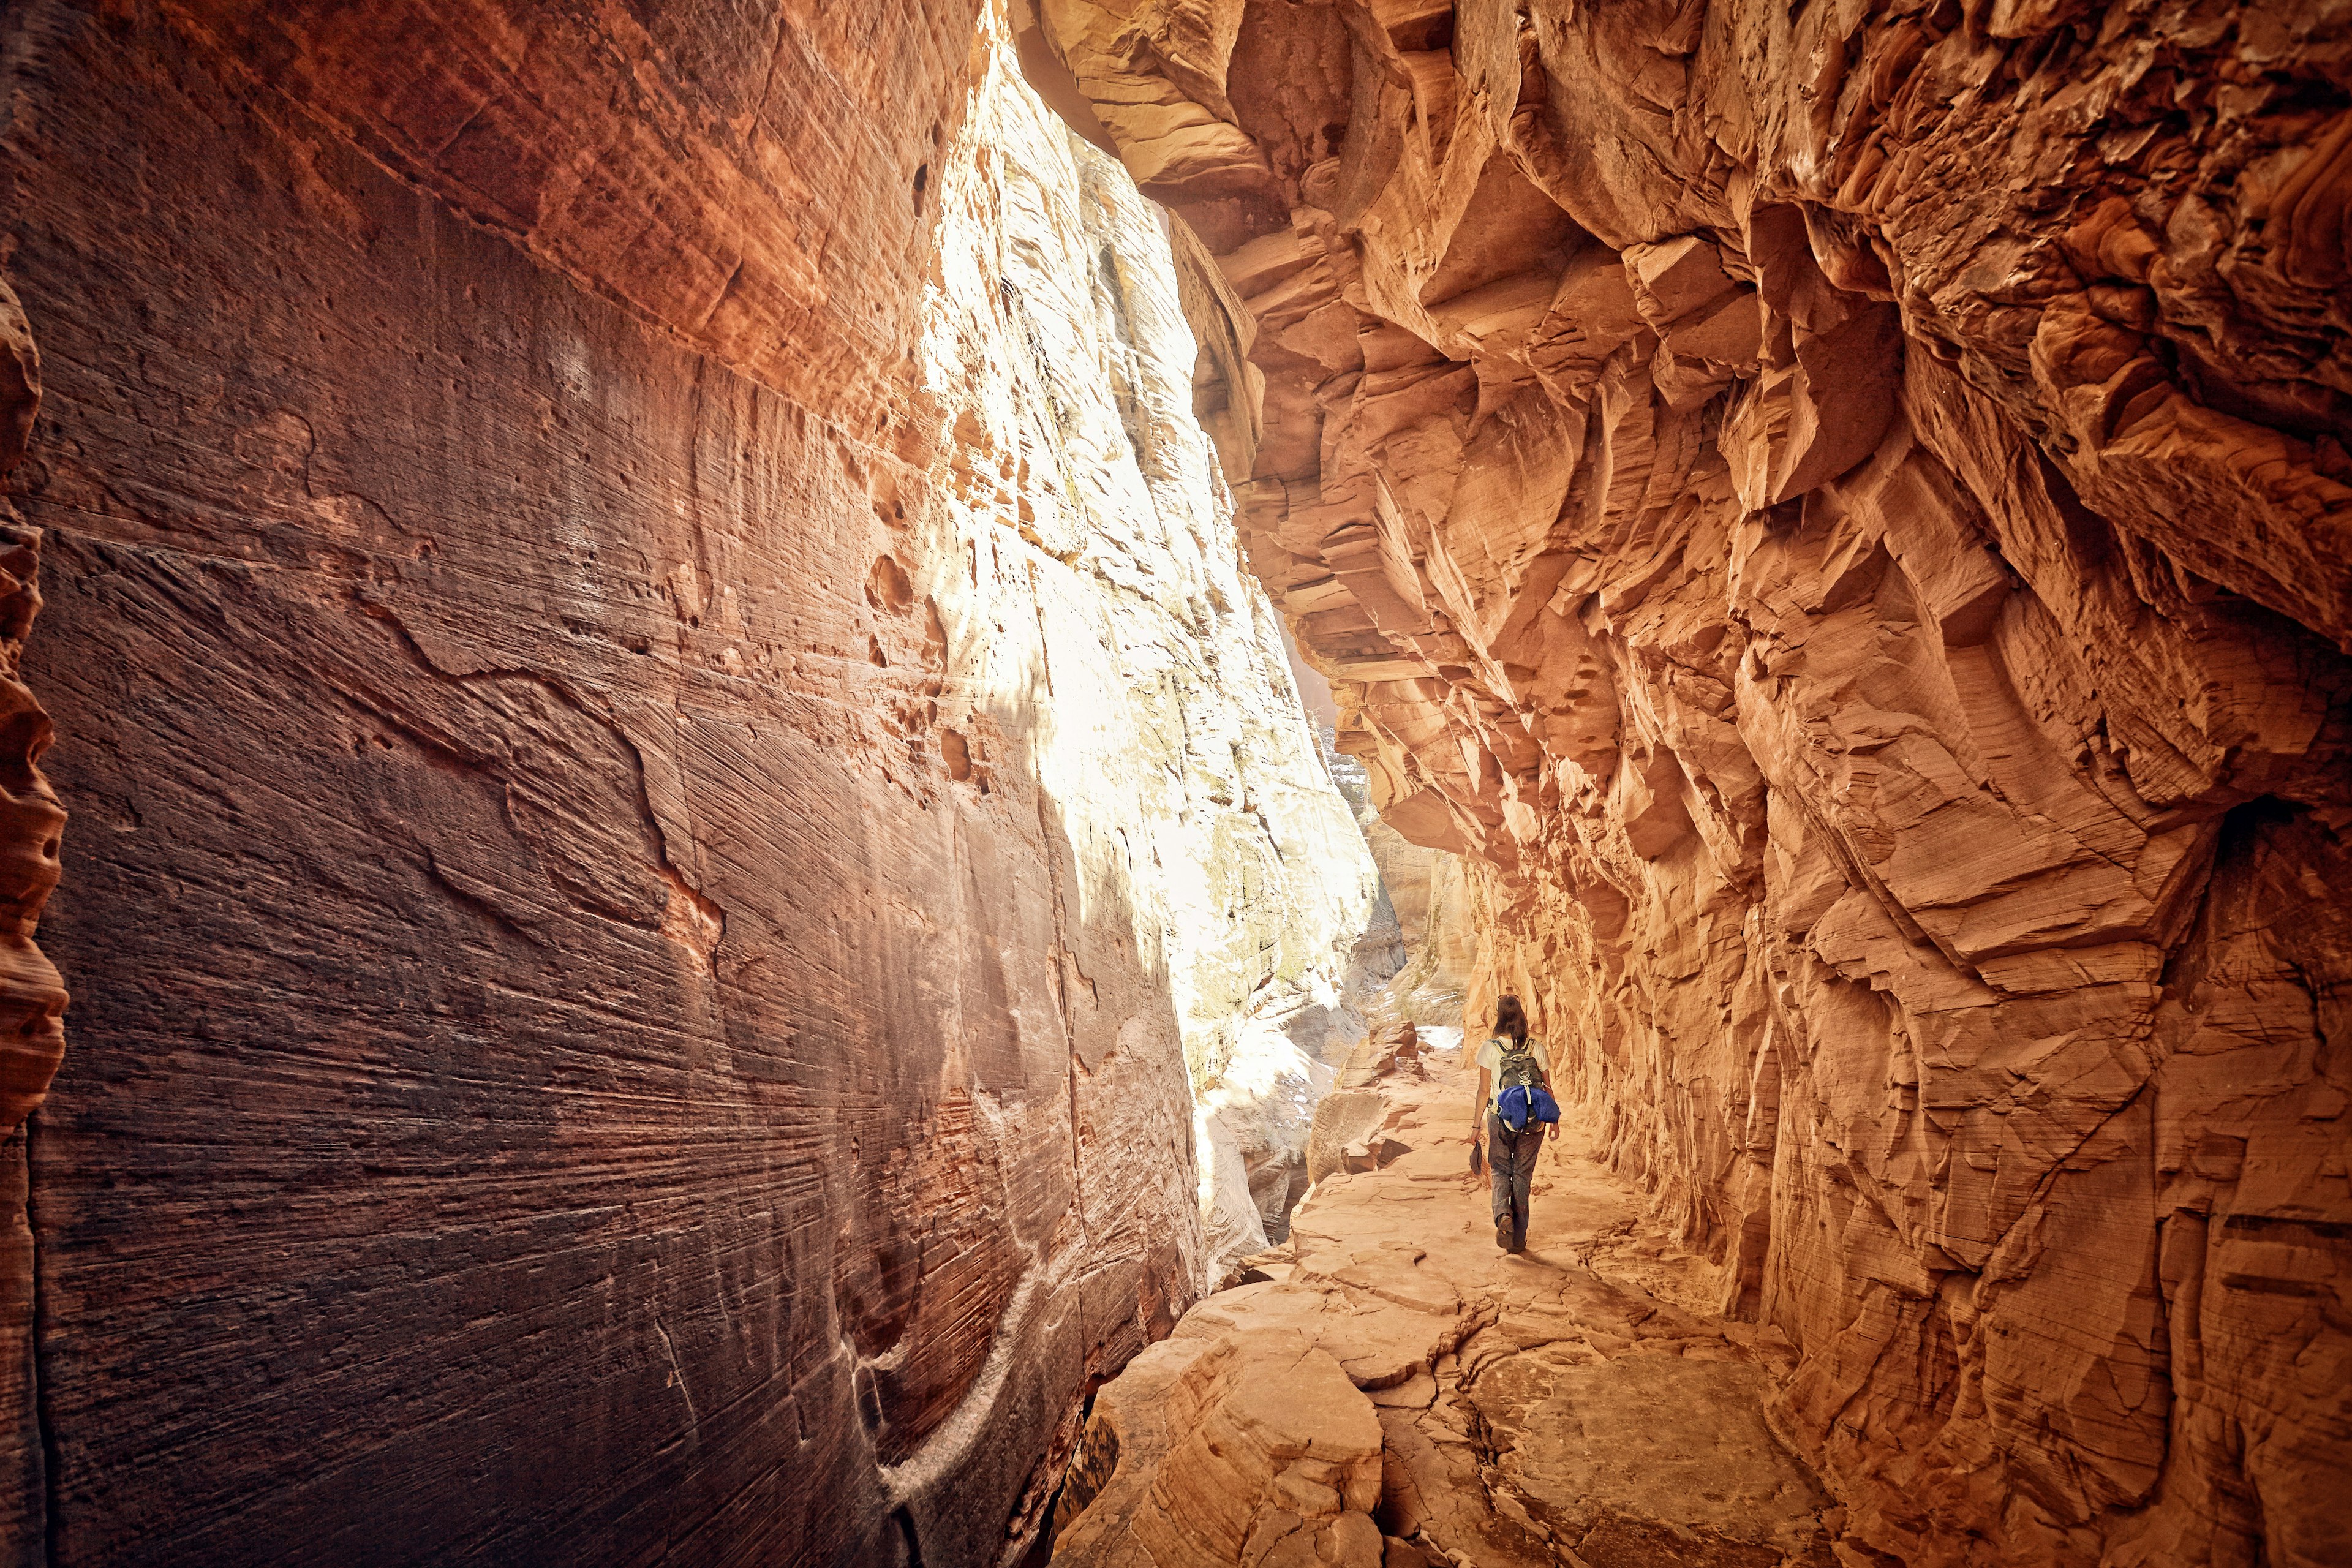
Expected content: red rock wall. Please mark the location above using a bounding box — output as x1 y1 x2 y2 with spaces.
1030 1 2352 1562
0 266 65 1566
0 3 1230 1562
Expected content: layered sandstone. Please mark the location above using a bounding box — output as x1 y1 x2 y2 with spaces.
925 12 1389 1303
0 2 1378 1562
1055 1038 1856 1567
1027 1 2352 1562
1329 729 1480 1023
1049 1329 1389 1567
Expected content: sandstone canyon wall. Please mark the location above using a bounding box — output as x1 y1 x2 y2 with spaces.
924 23 1387 1299
1359 812 1479 1022
1026 1 2352 1563
0 1 1380 1562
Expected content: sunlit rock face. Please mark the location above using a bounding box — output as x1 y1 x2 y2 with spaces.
1028 2 2352 1562
924 15 1386 1311
0 1 1372 1562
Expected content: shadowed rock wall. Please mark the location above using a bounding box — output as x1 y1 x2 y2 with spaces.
1028 1 2352 1562
0 1 1378 1562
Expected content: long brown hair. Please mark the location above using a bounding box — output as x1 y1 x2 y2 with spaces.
1494 994 1528 1044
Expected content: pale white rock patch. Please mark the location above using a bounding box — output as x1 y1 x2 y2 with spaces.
916 6 1389 1292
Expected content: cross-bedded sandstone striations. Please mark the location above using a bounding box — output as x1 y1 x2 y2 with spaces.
1027 1 2352 1562
0 1 1379 1562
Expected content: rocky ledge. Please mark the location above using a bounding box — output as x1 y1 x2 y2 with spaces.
1052 1038 1863 1568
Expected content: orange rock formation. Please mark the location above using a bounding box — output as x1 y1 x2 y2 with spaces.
1057 1036 1861 1568
1024 1 2352 1562
0 0 2342 1562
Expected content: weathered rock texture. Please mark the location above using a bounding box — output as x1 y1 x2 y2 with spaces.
1056 1042 1853 1568
1027 0 2352 1561
929 7 1387 1311
0 282 65 1148
1327 728 1480 1022
0 2 1378 1562
1363 819 1478 1022
0 272 66 1568
1049 1328 1389 1567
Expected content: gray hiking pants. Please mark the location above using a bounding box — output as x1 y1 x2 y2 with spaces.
1487 1112 1544 1250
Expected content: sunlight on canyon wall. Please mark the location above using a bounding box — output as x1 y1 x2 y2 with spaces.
919 15 1390 1292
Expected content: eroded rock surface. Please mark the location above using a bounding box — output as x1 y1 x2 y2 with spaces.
1055 1045 1854 1567
0 272 64 1566
1027 1 2352 1561
0 2 1377 1562
1050 1329 1388 1567
1333 736 1480 1022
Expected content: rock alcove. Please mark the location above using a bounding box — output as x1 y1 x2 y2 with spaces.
0 0 2343 1565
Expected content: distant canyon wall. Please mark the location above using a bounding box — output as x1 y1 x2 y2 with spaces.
0 1 1376 1562
1027 1 2352 1564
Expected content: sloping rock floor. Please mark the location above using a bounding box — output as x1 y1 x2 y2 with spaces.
1049 1045 1859 1568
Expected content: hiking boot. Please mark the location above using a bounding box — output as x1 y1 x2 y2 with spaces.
1495 1216 1513 1251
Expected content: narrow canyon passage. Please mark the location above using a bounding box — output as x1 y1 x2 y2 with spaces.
0 0 2342 1565
1053 1030 1852 1568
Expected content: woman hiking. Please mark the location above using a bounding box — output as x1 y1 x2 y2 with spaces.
1469 995 1554 1254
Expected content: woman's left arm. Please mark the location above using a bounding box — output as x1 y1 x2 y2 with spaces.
1540 1045 1559 1140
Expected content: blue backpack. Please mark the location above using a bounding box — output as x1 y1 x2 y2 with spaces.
1492 1036 1560 1132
